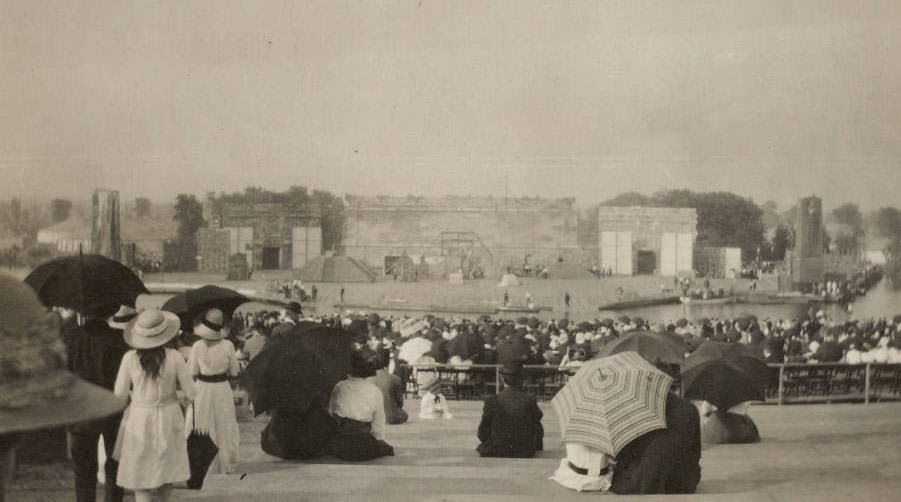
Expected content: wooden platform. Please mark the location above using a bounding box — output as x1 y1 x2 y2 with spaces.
174 400 901 502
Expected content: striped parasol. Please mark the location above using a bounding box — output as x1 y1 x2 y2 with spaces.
551 351 673 455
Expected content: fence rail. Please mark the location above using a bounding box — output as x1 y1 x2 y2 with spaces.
398 362 901 405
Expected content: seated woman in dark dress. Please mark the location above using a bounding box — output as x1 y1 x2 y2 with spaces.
327 349 395 461
698 401 761 445
260 395 337 460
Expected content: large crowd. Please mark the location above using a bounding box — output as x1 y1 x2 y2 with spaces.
226 307 901 368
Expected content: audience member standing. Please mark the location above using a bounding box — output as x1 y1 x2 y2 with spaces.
64 304 132 502
185 309 241 485
113 310 195 502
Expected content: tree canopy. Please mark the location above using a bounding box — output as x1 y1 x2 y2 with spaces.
601 189 766 261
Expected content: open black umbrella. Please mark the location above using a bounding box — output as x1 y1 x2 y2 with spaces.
681 340 770 410
161 285 249 328
593 330 686 365
24 254 148 314
241 326 353 415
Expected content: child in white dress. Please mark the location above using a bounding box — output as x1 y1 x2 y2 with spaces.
114 310 195 502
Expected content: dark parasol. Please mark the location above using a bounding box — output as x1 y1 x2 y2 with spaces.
24 254 148 314
241 325 353 415
593 330 687 366
161 285 249 329
681 340 770 410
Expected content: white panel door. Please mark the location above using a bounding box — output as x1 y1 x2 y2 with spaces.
237 227 253 266
724 247 742 275
660 233 676 276
601 231 618 272
308 226 322 257
292 227 307 268
616 231 632 275
677 233 693 273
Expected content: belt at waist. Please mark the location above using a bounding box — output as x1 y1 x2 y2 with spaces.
196 373 229 383
129 397 178 408
568 461 610 476
334 416 372 433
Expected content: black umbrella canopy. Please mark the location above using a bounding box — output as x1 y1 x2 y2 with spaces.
24 254 148 314
593 330 686 366
681 340 770 410
161 285 249 329
241 326 353 415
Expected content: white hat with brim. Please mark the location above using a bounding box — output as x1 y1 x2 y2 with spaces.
194 321 225 340
194 308 226 340
124 310 181 349
0 372 126 434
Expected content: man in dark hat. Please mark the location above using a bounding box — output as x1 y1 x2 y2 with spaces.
63 303 131 502
267 301 303 346
476 361 543 458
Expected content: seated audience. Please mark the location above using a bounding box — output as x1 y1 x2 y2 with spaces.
328 349 395 460
372 349 408 425
477 361 544 458
610 393 701 495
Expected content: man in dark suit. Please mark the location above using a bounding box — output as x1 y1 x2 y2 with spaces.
476 361 543 458
266 301 302 346
610 392 701 495
63 305 131 502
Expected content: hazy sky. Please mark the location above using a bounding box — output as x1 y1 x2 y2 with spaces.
2 0 900 211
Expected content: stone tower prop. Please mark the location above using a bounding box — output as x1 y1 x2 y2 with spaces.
790 196 825 288
91 189 121 260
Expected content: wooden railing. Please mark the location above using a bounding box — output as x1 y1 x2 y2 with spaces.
398 362 901 405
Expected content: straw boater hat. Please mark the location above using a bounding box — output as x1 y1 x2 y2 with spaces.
0 275 126 434
194 308 226 340
124 309 181 349
107 305 139 330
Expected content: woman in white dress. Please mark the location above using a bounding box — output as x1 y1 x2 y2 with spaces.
114 310 195 502
184 308 241 482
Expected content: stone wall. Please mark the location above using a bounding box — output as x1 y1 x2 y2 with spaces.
201 203 322 270
343 195 580 274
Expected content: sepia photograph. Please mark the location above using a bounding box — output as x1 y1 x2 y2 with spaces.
1 1 900 501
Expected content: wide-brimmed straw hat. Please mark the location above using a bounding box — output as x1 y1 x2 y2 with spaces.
0 274 126 434
107 305 139 330
125 309 181 349
194 308 226 340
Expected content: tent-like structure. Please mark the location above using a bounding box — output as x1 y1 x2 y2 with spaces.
497 273 520 288
298 256 377 283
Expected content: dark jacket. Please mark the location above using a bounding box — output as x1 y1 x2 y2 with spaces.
477 387 543 458
372 368 408 424
611 393 701 495
62 318 129 390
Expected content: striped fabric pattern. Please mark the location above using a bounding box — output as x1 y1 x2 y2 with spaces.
551 351 673 455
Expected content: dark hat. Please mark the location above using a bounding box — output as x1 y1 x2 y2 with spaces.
367 312 381 325
500 360 524 376
107 305 139 330
285 301 302 315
